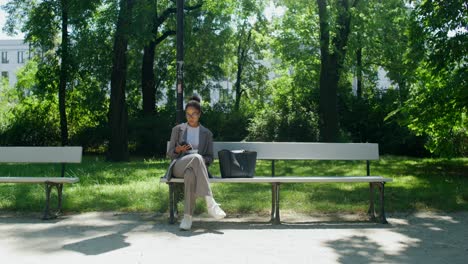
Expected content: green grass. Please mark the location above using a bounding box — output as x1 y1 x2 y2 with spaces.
0 155 467 215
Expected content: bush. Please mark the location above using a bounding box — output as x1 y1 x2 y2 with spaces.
69 122 109 154
246 76 320 142
247 108 319 142
128 108 175 156
202 103 252 141
340 88 429 156
0 99 60 146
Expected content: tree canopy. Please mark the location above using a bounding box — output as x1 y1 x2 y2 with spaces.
0 0 466 158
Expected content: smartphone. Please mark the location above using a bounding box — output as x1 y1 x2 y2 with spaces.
180 141 192 150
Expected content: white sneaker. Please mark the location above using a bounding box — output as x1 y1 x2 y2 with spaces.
207 203 226 219
179 216 192 230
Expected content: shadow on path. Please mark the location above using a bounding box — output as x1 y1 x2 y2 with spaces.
0 211 467 263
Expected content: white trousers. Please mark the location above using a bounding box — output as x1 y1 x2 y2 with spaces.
173 154 213 215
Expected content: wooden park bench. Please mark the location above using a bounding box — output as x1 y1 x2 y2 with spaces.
0 147 82 219
161 142 392 225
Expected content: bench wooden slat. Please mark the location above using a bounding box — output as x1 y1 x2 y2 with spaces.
0 147 82 219
0 147 83 163
163 141 391 224
0 177 79 184
160 176 392 183
167 142 379 160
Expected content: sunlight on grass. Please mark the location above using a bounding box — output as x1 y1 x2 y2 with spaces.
1 155 467 214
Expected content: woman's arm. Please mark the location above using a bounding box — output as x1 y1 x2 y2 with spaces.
167 126 180 160
203 131 214 165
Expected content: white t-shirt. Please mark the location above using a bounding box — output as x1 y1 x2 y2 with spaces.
186 124 200 152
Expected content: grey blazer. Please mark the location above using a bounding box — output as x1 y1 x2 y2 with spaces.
164 123 214 179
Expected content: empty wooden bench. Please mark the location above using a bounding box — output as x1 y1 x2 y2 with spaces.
161 142 392 224
0 147 82 219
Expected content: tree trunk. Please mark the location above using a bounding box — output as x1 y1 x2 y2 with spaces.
141 41 156 115
234 41 243 111
398 79 408 104
58 0 69 146
108 0 134 161
141 31 175 115
140 2 201 115
234 28 251 111
317 0 335 142
356 47 362 99
141 0 159 116
317 0 355 142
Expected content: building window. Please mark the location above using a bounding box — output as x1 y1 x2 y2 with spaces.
18 51 25 64
1 52 8 64
1 71 8 80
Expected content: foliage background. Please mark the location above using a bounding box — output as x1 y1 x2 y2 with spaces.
0 0 466 158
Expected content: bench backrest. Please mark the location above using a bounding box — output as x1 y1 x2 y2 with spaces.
0 147 83 163
167 142 379 160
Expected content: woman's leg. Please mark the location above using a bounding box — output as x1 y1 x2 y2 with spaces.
173 154 212 215
183 168 197 215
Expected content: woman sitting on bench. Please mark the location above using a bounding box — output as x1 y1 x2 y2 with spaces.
166 95 226 230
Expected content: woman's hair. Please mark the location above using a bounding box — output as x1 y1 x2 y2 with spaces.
185 94 201 112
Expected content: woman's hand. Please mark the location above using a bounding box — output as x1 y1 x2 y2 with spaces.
175 144 191 154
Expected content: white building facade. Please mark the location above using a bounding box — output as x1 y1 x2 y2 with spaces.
0 39 30 87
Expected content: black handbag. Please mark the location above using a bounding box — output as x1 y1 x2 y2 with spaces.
218 149 257 178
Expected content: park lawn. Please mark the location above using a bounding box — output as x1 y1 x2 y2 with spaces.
0 155 467 215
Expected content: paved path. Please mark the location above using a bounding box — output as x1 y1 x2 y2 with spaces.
1 211 467 264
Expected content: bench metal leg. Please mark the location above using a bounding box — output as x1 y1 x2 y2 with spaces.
43 183 52 220
169 183 175 224
271 184 275 222
57 184 63 215
378 182 388 224
368 183 376 221
274 183 281 225
271 160 276 223
43 183 61 220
